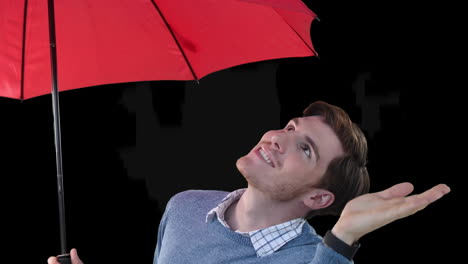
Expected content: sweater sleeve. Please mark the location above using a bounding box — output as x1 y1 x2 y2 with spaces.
153 197 174 264
153 208 167 264
308 242 354 264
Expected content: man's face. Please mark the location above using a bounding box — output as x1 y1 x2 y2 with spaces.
236 116 344 201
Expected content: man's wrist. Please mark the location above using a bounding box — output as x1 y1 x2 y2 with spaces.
331 226 357 246
323 230 361 260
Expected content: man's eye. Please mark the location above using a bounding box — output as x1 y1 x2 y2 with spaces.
301 144 311 157
286 125 294 131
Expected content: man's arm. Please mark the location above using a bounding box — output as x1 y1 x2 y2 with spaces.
309 183 450 263
153 212 167 264
332 182 450 246
153 195 175 264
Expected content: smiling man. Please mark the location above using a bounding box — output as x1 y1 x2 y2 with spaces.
148 101 448 264
48 101 450 264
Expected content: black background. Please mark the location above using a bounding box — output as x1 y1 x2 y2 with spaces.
0 0 461 263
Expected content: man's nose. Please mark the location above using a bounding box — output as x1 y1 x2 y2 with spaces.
271 134 285 153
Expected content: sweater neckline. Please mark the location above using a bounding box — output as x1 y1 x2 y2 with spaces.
208 215 254 245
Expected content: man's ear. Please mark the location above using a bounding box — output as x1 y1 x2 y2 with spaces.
302 189 335 210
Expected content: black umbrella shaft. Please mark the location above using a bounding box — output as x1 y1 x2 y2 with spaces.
47 0 68 255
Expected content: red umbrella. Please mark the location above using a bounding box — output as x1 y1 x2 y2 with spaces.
1 0 318 99
0 0 318 260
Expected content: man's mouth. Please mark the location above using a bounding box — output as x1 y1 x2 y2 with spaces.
258 148 275 168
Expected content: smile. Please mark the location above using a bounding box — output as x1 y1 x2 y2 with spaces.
258 148 275 168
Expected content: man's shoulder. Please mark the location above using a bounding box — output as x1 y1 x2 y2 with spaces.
171 189 229 201
166 189 229 210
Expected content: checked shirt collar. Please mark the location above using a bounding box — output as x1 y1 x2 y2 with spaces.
206 189 306 257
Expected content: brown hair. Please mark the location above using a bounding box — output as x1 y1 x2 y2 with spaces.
303 101 370 218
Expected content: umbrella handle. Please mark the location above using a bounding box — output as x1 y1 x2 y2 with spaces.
57 254 71 264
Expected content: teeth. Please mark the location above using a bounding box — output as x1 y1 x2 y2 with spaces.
259 149 273 165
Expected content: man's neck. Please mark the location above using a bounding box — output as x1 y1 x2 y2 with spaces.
225 187 305 233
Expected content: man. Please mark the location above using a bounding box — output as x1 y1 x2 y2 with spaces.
48 101 450 264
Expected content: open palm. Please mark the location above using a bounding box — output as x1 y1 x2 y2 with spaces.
332 182 450 245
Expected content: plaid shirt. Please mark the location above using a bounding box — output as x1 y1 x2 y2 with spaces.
206 189 306 257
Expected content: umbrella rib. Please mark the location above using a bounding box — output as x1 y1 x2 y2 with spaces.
20 0 29 101
149 0 199 80
273 8 319 58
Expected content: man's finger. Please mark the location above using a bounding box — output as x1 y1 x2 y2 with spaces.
70 248 83 264
377 182 414 199
406 184 451 209
389 184 451 220
47 257 58 264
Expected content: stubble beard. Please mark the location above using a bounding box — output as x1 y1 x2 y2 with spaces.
236 156 306 202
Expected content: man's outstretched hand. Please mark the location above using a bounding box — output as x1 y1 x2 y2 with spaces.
332 183 451 245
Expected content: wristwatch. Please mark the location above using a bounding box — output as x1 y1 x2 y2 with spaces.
323 230 361 260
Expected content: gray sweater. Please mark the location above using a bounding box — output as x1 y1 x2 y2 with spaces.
154 190 352 264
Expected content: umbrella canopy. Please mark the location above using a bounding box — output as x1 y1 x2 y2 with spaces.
0 0 318 100
0 0 319 260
